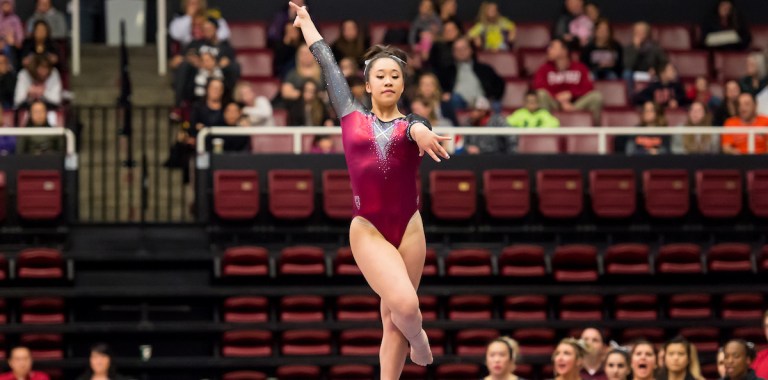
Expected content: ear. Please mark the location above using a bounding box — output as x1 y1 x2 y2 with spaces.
365 82 371 94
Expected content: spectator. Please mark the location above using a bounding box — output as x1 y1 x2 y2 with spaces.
701 0 751 50
722 340 763 380
438 0 462 32
310 135 334 154
287 80 334 127
468 1 516 52
713 80 741 126
272 21 303 79
630 340 657 380
581 328 608 380
0 0 23 49
347 75 370 109
634 62 688 109
410 95 453 127
408 0 442 54
604 350 631 380
672 101 720 154
189 47 225 101
687 76 721 110
170 0 230 47
268 0 304 48
19 20 59 69
581 18 623 80
19 100 60 154
75 343 130 380
506 90 560 128
185 17 237 70
615 101 670 155
657 337 705 380
585 2 601 24
623 22 666 89
0 346 49 380
280 44 323 104
458 96 509 154
722 92 768 154
553 0 593 47
752 311 768 379
216 102 250 152
339 57 360 78
484 336 525 380
189 78 227 141
14 54 61 109
428 20 461 72
233 82 275 126
437 37 504 109
414 72 457 126
0 54 15 108
534 38 603 122
25 0 66 39
720 349 728 379
552 338 589 380
332 20 368 65
739 54 767 96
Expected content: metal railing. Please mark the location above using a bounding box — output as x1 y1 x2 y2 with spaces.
0 127 78 168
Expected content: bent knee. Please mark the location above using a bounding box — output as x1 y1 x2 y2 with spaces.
388 294 420 320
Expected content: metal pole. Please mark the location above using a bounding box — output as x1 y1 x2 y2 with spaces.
72 0 81 75
157 0 168 76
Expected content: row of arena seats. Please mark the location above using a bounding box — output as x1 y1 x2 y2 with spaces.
212 169 768 222
0 171 63 223
0 248 70 280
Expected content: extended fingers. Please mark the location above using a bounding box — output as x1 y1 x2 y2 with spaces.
425 148 441 162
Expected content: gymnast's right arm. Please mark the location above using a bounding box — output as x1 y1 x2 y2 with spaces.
289 1 356 118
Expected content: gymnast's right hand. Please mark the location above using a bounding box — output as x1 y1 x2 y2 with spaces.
289 2 311 28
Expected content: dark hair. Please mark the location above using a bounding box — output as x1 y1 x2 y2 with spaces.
725 339 756 361
346 75 365 88
593 18 614 40
630 339 657 357
582 327 606 344
738 91 756 102
607 349 630 365
206 16 219 29
551 37 571 53
362 45 408 82
656 336 698 380
82 343 119 377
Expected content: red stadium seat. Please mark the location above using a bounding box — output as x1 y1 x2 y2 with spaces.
722 293 764 319
517 136 562 154
483 170 530 219
20 298 65 324
602 109 641 128
748 170 768 217
0 171 5 222
643 170 690 218
337 295 379 321
228 22 267 50
448 295 493 321
455 329 499 356
276 365 321 379
656 25 692 50
590 170 636 219
318 22 341 44
761 245 768 271
222 330 272 357
247 78 280 100
17 248 64 279
520 48 548 77
281 330 332 355
402 364 428 379
273 109 288 127
667 51 710 79
237 50 274 79
214 170 259 220
16 170 61 220
445 249 492 276
551 244 599 282
708 243 753 272
221 246 269 277
594 81 629 108
222 371 267 380
436 363 481 380
752 26 768 50
423 248 438 276
669 294 712 319
322 170 353 220
280 296 324 322
733 327 768 351
559 295 603 320
553 111 593 127
501 80 530 109
516 23 552 49
339 329 382 356
604 243 651 275
329 364 375 380
621 328 664 344
250 135 293 153
696 170 743 218
429 171 477 220
513 328 556 356
223 296 268 323
20 334 63 359
615 294 658 320
714 51 750 80
424 328 446 356
566 135 601 154
537 170 583 218
657 243 702 274
664 109 688 127
420 295 438 321
268 170 314 219
477 52 519 78
679 327 719 353
504 295 547 321
334 247 360 276
499 245 546 277
279 246 325 276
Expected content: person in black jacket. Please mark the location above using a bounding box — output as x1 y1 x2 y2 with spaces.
701 0 751 50
75 343 131 380
633 62 688 110
721 339 763 380
0 54 16 108
19 19 58 70
581 19 623 80
437 37 504 110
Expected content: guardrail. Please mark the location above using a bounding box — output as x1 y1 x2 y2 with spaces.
0 127 78 169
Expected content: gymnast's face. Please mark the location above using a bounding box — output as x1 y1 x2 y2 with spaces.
365 58 404 108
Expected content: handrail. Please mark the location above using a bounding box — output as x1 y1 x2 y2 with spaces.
0 128 79 170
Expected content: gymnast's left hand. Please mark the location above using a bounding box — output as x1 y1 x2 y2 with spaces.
412 124 451 162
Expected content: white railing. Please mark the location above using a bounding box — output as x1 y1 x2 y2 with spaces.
0 128 79 170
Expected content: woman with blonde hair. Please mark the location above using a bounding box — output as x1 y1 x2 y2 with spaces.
468 1 516 51
280 43 323 102
484 336 525 380
672 101 720 154
414 72 458 125
550 338 591 380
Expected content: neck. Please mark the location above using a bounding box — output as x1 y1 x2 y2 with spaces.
371 102 401 121
635 375 654 380
584 356 602 370
555 57 570 70
14 372 28 380
488 374 517 380
743 115 756 124
668 370 687 380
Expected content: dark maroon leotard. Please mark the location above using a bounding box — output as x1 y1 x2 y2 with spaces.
310 39 430 247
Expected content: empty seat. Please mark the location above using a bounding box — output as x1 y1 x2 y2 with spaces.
334 247 360 276
267 170 314 219
669 294 712 319
504 295 547 321
339 329 382 356
423 248 438 276
714 51 750 80
517 136 562 154
20 298 65 324
429 171 477 220
477 52 519 78
279 246 325 275
276 365 322 379
250 134 293 153
281 330 332 355
601 109 641 127
615 294 658 320
590 170 636 218
513 328 556 356
213 170 259 220
520 49 548 77
559 295 603 320
401 364 428 379
17 170 62 220
420 295 438 321
551 244 598 282
336 295 379 321
499 245 546 277
732 327 767 351
436 363 481 380
322 170 353 220
553 111 593 127
566 135 601 154
329 364 374 380
747 170 768 217
537 170 583 218
221 330 272 357
679 327 719 353
594 81 629 108
455 329 499 355
643 170 690 218
515 23 551 49
280 296 324 322
223 296 268 323
657 243 702 274
445 249 492 276
426 328 446 356
604 243 651 275
17 248 64 279
620 328 664 344
483 170 530 219
696 170 743 218
722 293 764 319
237 50 274 79
708 243 752 272
668 51 709 78
221 246 269 277
657 25 692 50
228 22 267 49
501 80 530 109
20 334 63 359
448 295 493 321
223 371 267 380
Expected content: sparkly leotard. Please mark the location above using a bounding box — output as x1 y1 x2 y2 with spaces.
310 40 430 248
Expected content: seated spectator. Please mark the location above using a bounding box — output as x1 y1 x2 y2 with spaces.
722 92 768 154
25 0 66 39
722 340 762 380
468 1 516 52
189 78 227 141
581 19 623 80
19 100 60 155
437 37 504 109
233 82 274 126
533 38 603 121
604 350 631 380
414 72 457 126
701 0 751 50
752 311 768 379
217 102 250 152
714 80 742 126
279 44 323 105
268 0 304 48
0 0 23 50
428 20 461 72
672 101 720 154
339 57 360 78
739 53 767 96
20 20 59 69
631 341 658 380
310 135 334 154
634 62 688 109
623 22 666 89
189 47 225 102
458 96 508 155
687 76 721 110
585 2 601 24
272 21 302 79
553 338 589 380
178 17 239 100
410 95 453 127
615 101 670 155
438 0 462 32
75 343 130 380
14 54 61 109
0 54 16 108
408 0 442 53
170 0 230 47
484 336 523 380
506 90 560 128
581 328 608 380
332 19 368 65
657 337 704 380
553 0 593 47
287 80 334 127
0 346 49 380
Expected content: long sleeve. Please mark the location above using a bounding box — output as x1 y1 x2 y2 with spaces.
217 18 231 41
13 69 30 106
169 15 193 45
309 39 357 118
42 69 62 106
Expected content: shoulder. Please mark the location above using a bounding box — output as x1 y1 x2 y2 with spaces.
723 117 741 126
756 116 768 125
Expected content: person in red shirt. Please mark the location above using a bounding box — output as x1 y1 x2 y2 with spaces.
0 346 50 380
752 310 768 379
722 92 768 154
533 37 603 123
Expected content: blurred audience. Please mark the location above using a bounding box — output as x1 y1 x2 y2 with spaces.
713 80 742 126
630 340 657 380
268 0 304 47
604 350 631 380
332 19 368 65
553 0 592 46
468 1 516 52
739 53 767 96
506 90 560 128
581 19 623 80
686 76 721 110
615 101 670 155
217 101 251 152
672 101 720 154
170 0 230 47
20 20 58 70
409 0 442 53
14 53 61 109
752 311 768 379
633 62 688 109
189 78 227 141
458 96 510 154
657 337 704 380
25 0 66 39
233 82 275 126
279 44 323 104
552 338 589 380
701 0 751 50
309 134 335 153
722 339 762 380
0 0 22 50
438 0 462 31
581 328 607 380
437 37 504 109
623 22 666 90
413 72 457 126
484 336 524 380
287 80 333 127
428 20 461 72
0 346 49 380
722 92 768 154
20 99 60 154
272 21 303 79
410 95 453 127
0 53 15 108
75 343 130 380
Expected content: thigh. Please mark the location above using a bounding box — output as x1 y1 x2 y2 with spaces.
396 211 427 290
574 91 603 108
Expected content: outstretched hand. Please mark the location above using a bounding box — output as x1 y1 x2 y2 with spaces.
412 124 451 162
289 2 311 29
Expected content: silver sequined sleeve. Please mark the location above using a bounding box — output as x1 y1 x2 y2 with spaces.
309 39 358 118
